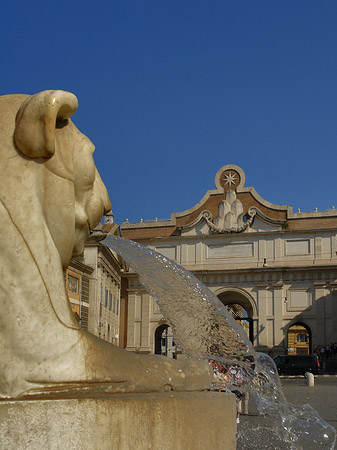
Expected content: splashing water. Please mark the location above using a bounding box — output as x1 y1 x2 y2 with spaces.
103 235 336 450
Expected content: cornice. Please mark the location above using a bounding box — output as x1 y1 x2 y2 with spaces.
69 258 94 275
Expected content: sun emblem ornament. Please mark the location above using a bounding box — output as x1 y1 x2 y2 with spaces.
223 171 238 188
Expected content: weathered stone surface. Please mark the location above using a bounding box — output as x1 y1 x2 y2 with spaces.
0 392 236 450
0 90 213 399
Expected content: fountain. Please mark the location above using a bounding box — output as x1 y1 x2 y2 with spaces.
102 235 336 450
0 90 236 449
0 89 334 449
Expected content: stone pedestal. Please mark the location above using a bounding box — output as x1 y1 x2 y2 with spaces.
0 391 236 450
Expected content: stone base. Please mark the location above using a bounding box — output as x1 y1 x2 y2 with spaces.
0 391 236 450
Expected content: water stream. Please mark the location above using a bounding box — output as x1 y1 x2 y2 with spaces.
103 235 336 450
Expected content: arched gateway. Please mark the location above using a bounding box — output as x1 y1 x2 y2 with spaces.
154 324 177 358
287 322 311 355
216 289 257 344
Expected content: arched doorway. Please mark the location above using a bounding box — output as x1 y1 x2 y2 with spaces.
225 303 252 341
154 324 177 358
217 289 256 344
287 322 311 355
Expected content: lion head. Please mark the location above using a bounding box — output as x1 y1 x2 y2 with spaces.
1 90 111 271
0 90 213 399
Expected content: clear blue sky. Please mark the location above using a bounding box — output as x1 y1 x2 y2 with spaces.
1 1 336 224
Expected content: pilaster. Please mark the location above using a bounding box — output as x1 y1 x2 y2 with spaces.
272 282 284 347
140 293 151 352
256 283 268 348
314 282 327 346
126 289 138 350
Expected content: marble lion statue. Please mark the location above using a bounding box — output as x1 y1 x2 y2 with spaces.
0 90 212 398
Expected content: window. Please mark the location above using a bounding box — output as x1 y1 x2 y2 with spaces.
116 298 119 315
100 284 103 304
105 289 108 308
113 296 115 313
109 292 112 311
297 334 308 343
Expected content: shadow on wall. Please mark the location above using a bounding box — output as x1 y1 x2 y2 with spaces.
275 290 337 358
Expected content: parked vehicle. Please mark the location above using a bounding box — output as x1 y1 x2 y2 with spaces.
273 355 320 375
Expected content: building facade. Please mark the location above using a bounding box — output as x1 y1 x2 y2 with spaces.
66 259 94 329
121 164 337 357
66 213 124 346
83 242 122 344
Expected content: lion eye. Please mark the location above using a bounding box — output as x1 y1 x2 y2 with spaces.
56 118 69 129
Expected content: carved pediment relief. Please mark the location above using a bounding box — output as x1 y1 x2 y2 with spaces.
177 165 289 236
203 189 256 234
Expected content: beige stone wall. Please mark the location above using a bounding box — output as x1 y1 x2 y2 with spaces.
0 392 237 450
124 263 337 355
66 260 94 330
125 277 166 353
84 244 122 346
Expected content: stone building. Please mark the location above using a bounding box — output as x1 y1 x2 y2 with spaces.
66 259 94 329
121 164 337 357
66 212 125 346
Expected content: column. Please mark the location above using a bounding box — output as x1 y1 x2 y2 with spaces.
258 240 266 266
125 289 137 351
181 243 188 265
273 283 284 349
314 237 322 259
274 238 282 263
256 283 268 349
140 293 151 353
196 242 203 264
314 282 327 346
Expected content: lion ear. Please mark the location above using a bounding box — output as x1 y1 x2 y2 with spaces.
14 90 78 159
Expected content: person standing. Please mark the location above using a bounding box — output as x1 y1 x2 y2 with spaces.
320 346 326 370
